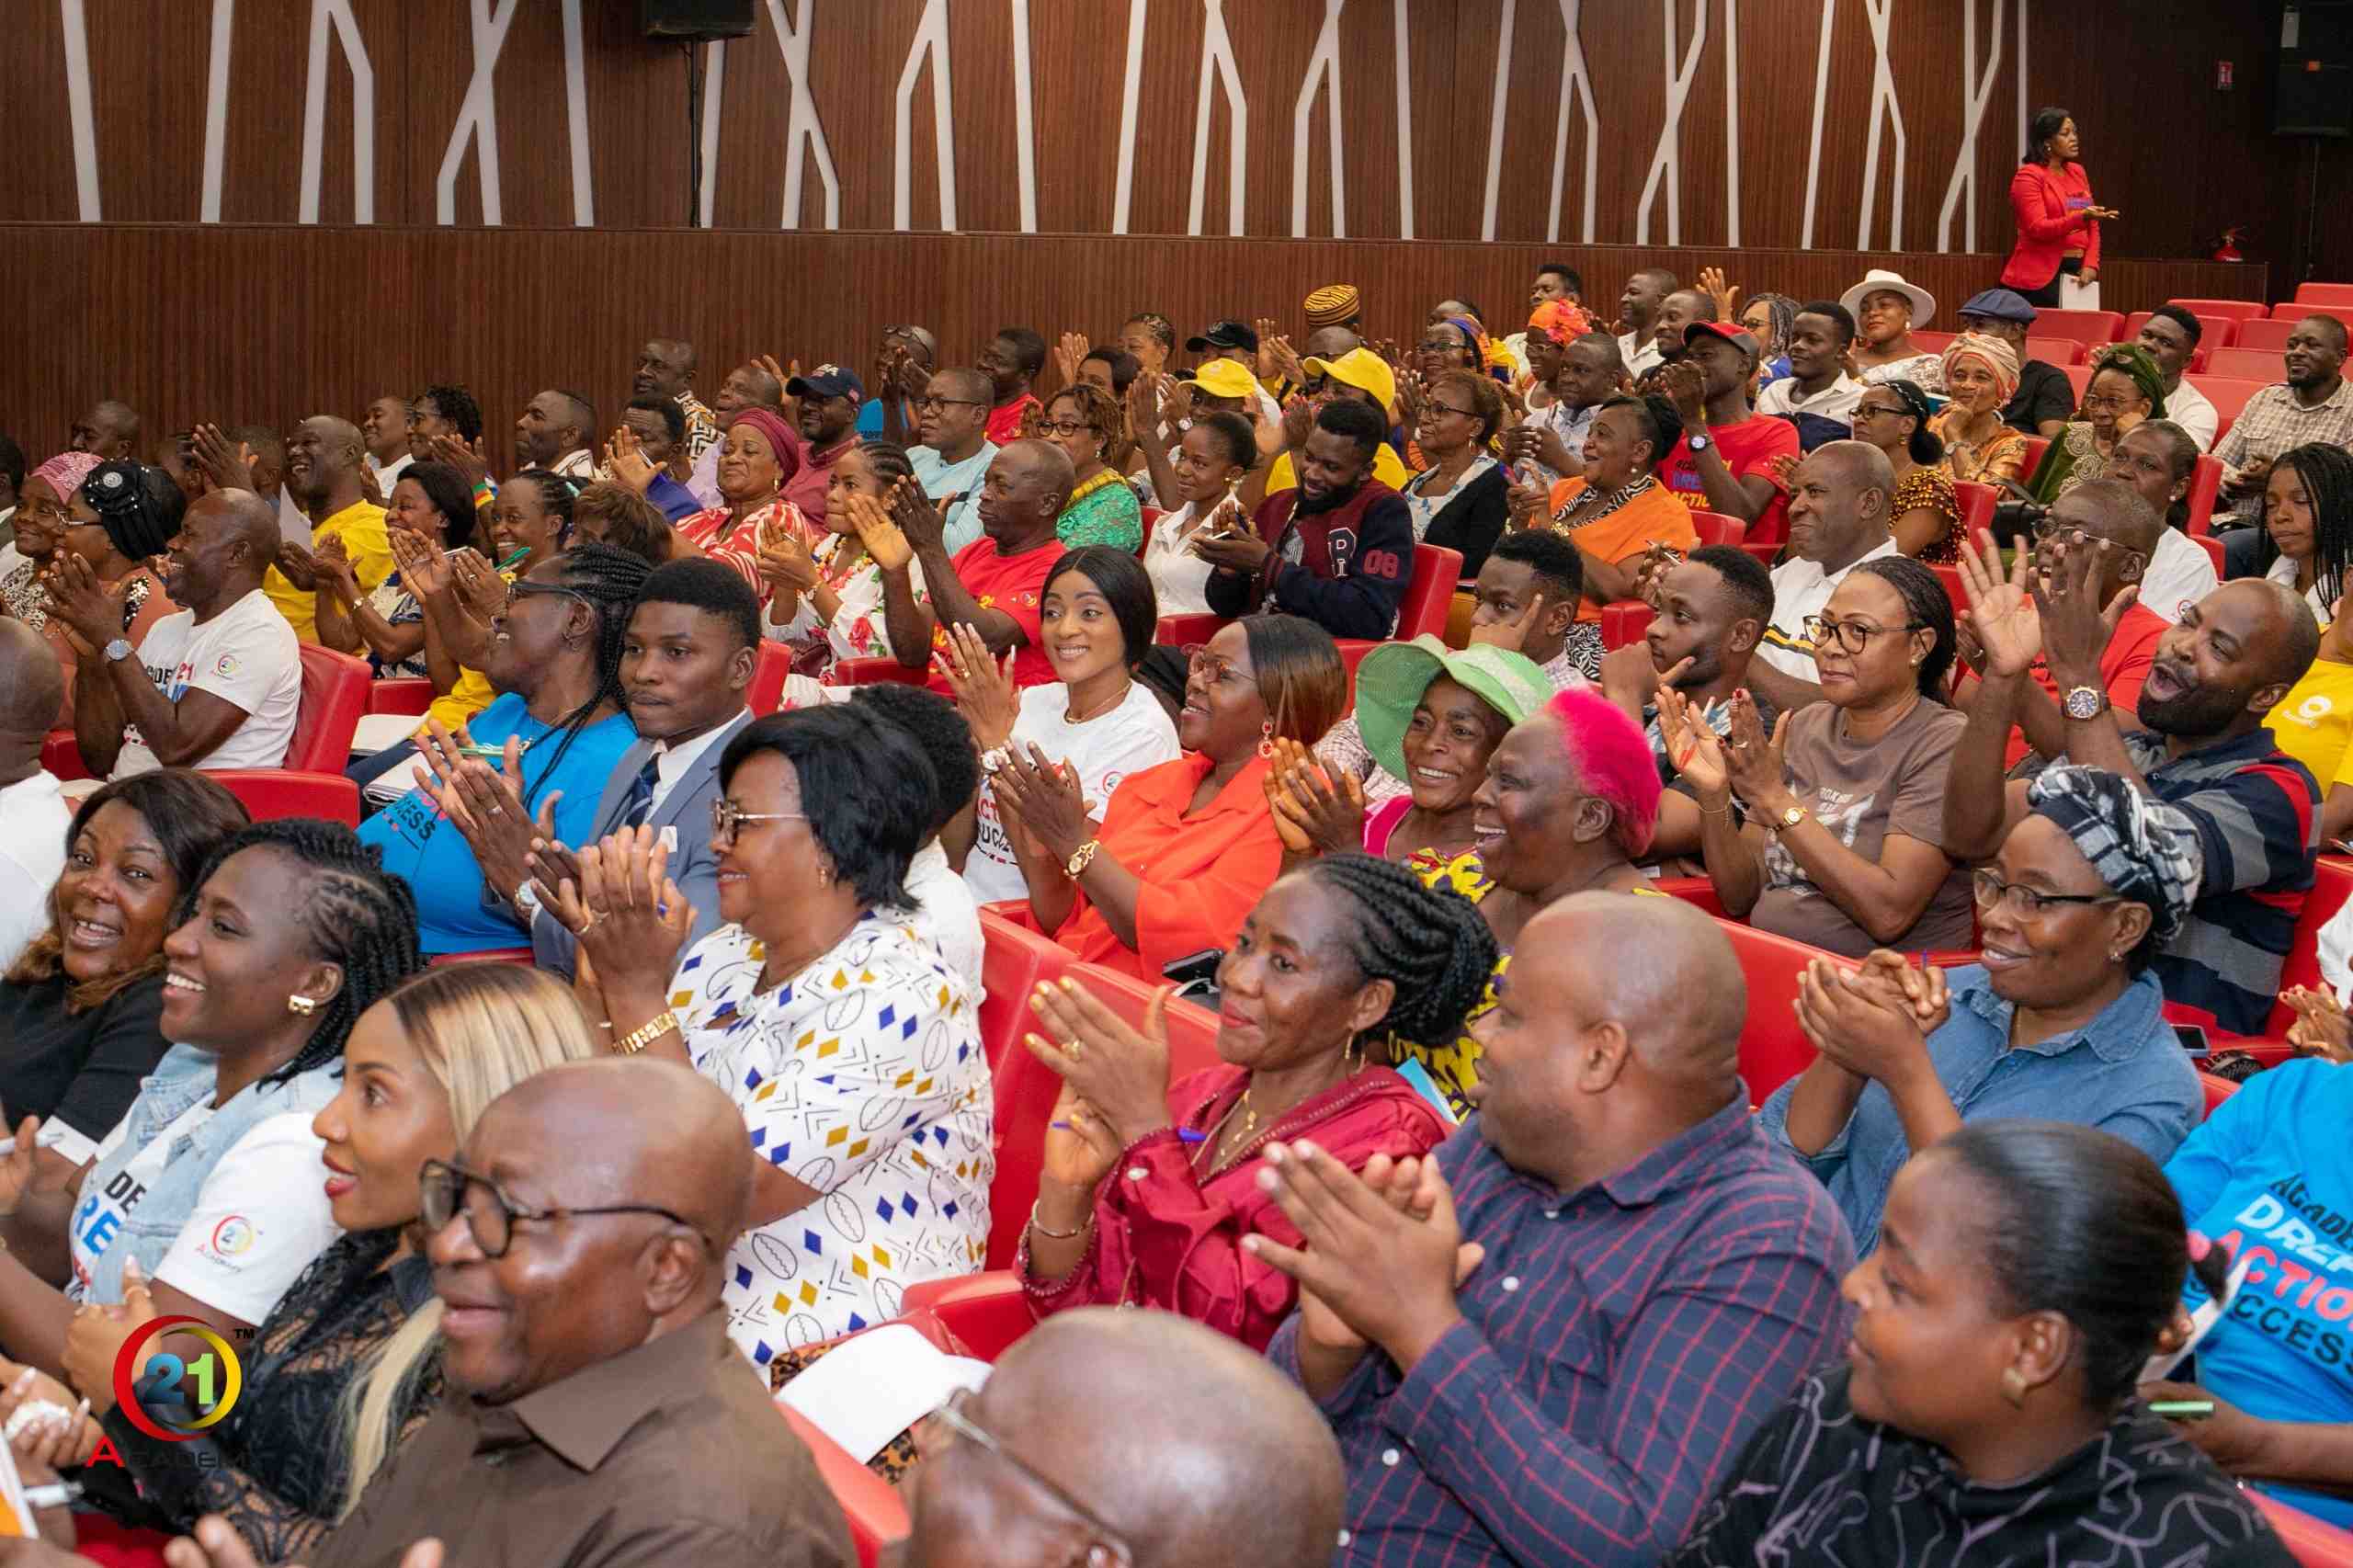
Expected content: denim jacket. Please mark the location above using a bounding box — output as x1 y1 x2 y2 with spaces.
68 1044 342 1303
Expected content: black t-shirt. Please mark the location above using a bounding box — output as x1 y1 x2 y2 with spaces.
0 971 170 1142
2003 358 2076 435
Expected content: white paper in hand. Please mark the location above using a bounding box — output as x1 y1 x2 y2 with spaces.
774 1323 990 1463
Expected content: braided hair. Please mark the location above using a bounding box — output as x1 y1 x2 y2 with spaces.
859 439 915 491
2278 442 2353 615
518 541 651 812
1293 854 1498 1055
510 468 581 550
1853 555 1957 700
1745 292 1801 362
188 819 424 1088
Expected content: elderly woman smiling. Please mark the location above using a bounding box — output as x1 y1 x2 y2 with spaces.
1756 765 2204 1255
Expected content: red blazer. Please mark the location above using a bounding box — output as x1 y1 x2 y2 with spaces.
2001 161 2101 290
1019 1062 1453 1349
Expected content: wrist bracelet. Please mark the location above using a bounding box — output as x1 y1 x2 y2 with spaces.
1028 1198 1094 1241
613 1010 678 1056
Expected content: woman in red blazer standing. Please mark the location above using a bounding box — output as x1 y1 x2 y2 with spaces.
2000 106 2120 309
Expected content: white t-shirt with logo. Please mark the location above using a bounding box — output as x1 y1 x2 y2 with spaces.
114 588 301 778
69 1104 341 1324
963 683 1183 905
2141 528 2222 626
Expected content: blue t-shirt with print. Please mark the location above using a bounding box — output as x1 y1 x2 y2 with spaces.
357 692 638 954
2165 1058 2353 1528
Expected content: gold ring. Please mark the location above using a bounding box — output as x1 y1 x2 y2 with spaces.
1063 1040 1084 1062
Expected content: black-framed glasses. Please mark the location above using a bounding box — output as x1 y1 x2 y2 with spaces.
1850 401 1908 424
1802 614 1923 655
1972 869 2123 919
924 1387 1133 1563
915 395 988 414
1426 401 1481 419
506 578 588 611
709 798 808 846
419 1158 710 1259
2028 517 2148 570
1037 418 1092 438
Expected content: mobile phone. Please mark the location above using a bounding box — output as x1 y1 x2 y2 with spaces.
2173 1023 2211 1057
1161 949 1223 1000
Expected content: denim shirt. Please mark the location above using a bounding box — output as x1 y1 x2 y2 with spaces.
68 1044 342 1303
1756 966 2200 1255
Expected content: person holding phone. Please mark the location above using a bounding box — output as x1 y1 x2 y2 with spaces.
1133 403 1255 616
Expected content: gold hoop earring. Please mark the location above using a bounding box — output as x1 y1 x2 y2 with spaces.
287 994 318 1017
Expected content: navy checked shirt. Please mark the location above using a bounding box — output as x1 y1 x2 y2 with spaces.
1268 1095 1855 1568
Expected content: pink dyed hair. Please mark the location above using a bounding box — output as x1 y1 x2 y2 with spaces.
1545 686 1663 858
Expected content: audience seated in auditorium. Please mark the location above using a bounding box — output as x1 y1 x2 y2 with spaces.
68 402 140 463
631 335 721 460
2214 315 2353 549
905 367 1003 556
679 408 807 595
404 385 485 488
1395 370 1507 575
1 452 99 626
0 820 422 1389
1525 393 1700 680
1614 266 1676 378
1643 288 1716 375
364 545 647 956
313 460 476 687
1507 322 1622 485
610 396 703 522
2027 343 2165 504
267 416 392 644
778 365 862 528
2153 1055 2353 1530
999 616 1345 983
39 460 183 727
1842 268 1945 392
2113 419 2223 623
684 358 787 509
1501 261 1585 381
1186 319 1287 427
360 394 411 493
1749 440 1901 710
2136 304 2219 450
1264 349 1413 497
1952 488 2169 770
1657 323 1800 540
1038 383 1142 551
868 324 938 442
568 477 678 562
61 489 300 781
1132 405 1251 617
1847 380 1962 560
1203 401 1413 642
1260 892 1854 1567
1018 857 1477 1347
512 389 597 482
41 964 594 1562
902 1309 1344 1568
943 547 1179 905
1757 764 2202 1253
1458 528 1597 693
486 469 574 575
980 327 1048 446
0 622 70 968
1754 301 1865 449
0 774 245 1244
1946 571 2324 1036
1930 334 2034 486
759 440 926 676
1954 288 2075 439
1666 555 1973 959
884 439 1073 687
1666 1121 2290 1567
562 707 992 1361
847 684 985 989
2260 441 2353 624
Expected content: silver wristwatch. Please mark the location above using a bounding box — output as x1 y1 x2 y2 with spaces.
1687 434 1711 454
102 639 133 663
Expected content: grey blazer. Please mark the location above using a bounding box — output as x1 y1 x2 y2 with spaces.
530 708 755 978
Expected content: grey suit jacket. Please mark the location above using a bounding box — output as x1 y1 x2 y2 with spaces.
530 708 754 978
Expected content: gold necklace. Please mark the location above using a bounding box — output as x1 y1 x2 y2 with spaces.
1063 679 1131 726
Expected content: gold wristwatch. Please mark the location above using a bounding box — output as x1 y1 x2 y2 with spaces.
1769 804 1810 837
1065 839 1102 878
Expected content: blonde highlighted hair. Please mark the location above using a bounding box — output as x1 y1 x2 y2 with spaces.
339 964 600 1512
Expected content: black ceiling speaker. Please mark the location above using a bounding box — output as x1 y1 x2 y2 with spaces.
642 0 755 42
2277 3 2353 136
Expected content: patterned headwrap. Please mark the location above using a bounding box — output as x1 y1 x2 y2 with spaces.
1940 332 2021 405
2088 342 2170 420
29 450 101 507
81 460 183 561
1304 284 1361 327
722 407 802 488
1526 298 1596 350
2024 764 2202 947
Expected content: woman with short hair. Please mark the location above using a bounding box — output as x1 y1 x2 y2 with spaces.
1399 370 1509 576
1039 384 1142 551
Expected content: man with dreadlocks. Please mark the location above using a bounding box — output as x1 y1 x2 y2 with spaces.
362 542 648 955
0 819 422 1381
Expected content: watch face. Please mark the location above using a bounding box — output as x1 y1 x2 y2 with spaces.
2063 687 2104 720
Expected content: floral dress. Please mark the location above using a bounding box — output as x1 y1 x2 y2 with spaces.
765 534 930 678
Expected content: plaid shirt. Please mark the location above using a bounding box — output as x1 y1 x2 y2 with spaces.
1269 1098 1854 1568
2212 379 2353 528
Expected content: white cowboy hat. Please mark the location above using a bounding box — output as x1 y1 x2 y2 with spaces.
1840 268 1937 329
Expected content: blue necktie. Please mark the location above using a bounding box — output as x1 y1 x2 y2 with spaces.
620 756 660 830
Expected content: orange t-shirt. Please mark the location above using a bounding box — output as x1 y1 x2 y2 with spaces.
1543 478 1700 623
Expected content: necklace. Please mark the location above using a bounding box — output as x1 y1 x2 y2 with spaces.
1189 1088 1258 1176
1063 679 1130 726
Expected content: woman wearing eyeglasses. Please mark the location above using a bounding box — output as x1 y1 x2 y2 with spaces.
41 965 591 1561
1748 765 2203 1255
1847 381 1962 563
558 703 994 1357
1659 556 1975 959
1038 385 1142 552
1398 370 1510 575
2026 344 2165 506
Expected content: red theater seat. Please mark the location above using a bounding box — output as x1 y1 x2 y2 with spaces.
1154 612 1228 647
1599 600 1655 652
1716 918 1845 1099
2205 347 2289 381
976 909 1073 1267
826 655 929 687
1690 509 1745 547
748 638 790 714
2020 437 2050 475
286 645 371 773
2024 335 2086 368
41 729 85 781
2254 1490 2353 1566
364 677 435 717
2290 283 2353 311
2234 318 2301 355
2125 311 2238 352
2188 377 2268 445
899 1272 1035 1361
2030 309 2126 349
1952 482 1996 547
2168 298 2268 324
206 769 361 827
2200 1073 2239 1117
778 1406 906 1568
2186 455 2224 536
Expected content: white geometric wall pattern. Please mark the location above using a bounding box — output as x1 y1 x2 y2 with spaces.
1936 0 2006 254
698 38 726 227
1111 0 1151 233
765 0 840 229
1291 0 1347 239
1478 0 1516 241
560 0 594 226
300 0 376 225
1720 0 1742 245
201 0 235 222
61 0 100 220
1188 0 1248 237
1634 0 1709 246
1392 0 1415 238
1854 0 1908 251
1801 0 1836 248
1545 0 1599 244
438 0 523 225
893 0 958 232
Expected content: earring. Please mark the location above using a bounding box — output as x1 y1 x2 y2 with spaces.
817 861 835 890
1257 720 1276 760
2000 1368 2029 1407
287 994 318 1017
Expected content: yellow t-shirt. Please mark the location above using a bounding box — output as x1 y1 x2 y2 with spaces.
412 563 517 740
265 499 392 643
1265 442 1412 496
2269 655 2353 796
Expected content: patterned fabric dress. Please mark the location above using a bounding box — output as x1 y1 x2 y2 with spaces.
1892 465 1963 563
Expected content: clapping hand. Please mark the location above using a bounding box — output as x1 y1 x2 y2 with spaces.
1654 687 1730 799
885 476 945 556
994 744 1097 865
1630 541 1680 608
448 547 506 623
2282 985 2353 1064
1845 949 1952 1036
427 433 491 490
40 553 128 648
386 527 450 600
1126 371 1169 452
934 622 1020 752
1720 689 1790 808
61 1255 157 1420
1955 527 2043 679
1792 957 1935 1085
847 492 915 573
1393 368 1427 436
1263 334 1305 391
1190 517 1271 574
756 525 820 605
314 529 358 598
0 1359 99 1475
1052 331 1091 389
1658 359 1710 425
1262 737 1367 858
2030 528 2137 678
603 426 657 494
1697 265 1741 322
189 423 256 494
410 719 557 903
1023 976 1174 1150
549 824 695 1014
273 538 321 591
1505 474 1548 529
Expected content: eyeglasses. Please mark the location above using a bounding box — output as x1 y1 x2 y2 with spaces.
1301 379 1331 399
1802 614 1923 654
1849 402 1908 423
506 579 587 610
915 395 988 414
1180 643 1246 687
2028 517 2148 570
710 798 808 846
1037 419 1094 438
1416 338 1468 355
924 1388 1133 1563
2080 392 2140 413
1971 869 2122 919
418 1157 711 1260
1427 401 1481 419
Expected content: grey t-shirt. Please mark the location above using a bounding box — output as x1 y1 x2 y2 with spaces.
1753 699 1975 958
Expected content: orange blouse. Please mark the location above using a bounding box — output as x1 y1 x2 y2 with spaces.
1543 477 1699 623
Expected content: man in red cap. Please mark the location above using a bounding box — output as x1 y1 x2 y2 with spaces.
1656 322 1800 540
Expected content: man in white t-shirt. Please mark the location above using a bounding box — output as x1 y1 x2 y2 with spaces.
50 489 301 780
1616 267 1677 380
1752 441 1902 712
1755 302 1866 445
2136 306 2219 452
0 619 69 967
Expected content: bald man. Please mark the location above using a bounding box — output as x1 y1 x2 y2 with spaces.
1256 893 1853 1567
905 1308 1345 1568
265 414 392 642
631 335 721 460
270 1057 854 1568
1749 439 1901 711
0 619 69 964
69 401 140 462
53 489 300 781
885 438 1073 688
1949 567 2324 1035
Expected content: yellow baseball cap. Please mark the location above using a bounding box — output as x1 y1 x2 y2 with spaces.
1189 358 1262 401
1301 347 1398 420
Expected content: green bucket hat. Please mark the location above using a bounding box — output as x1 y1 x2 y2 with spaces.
1354 635 1553 786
